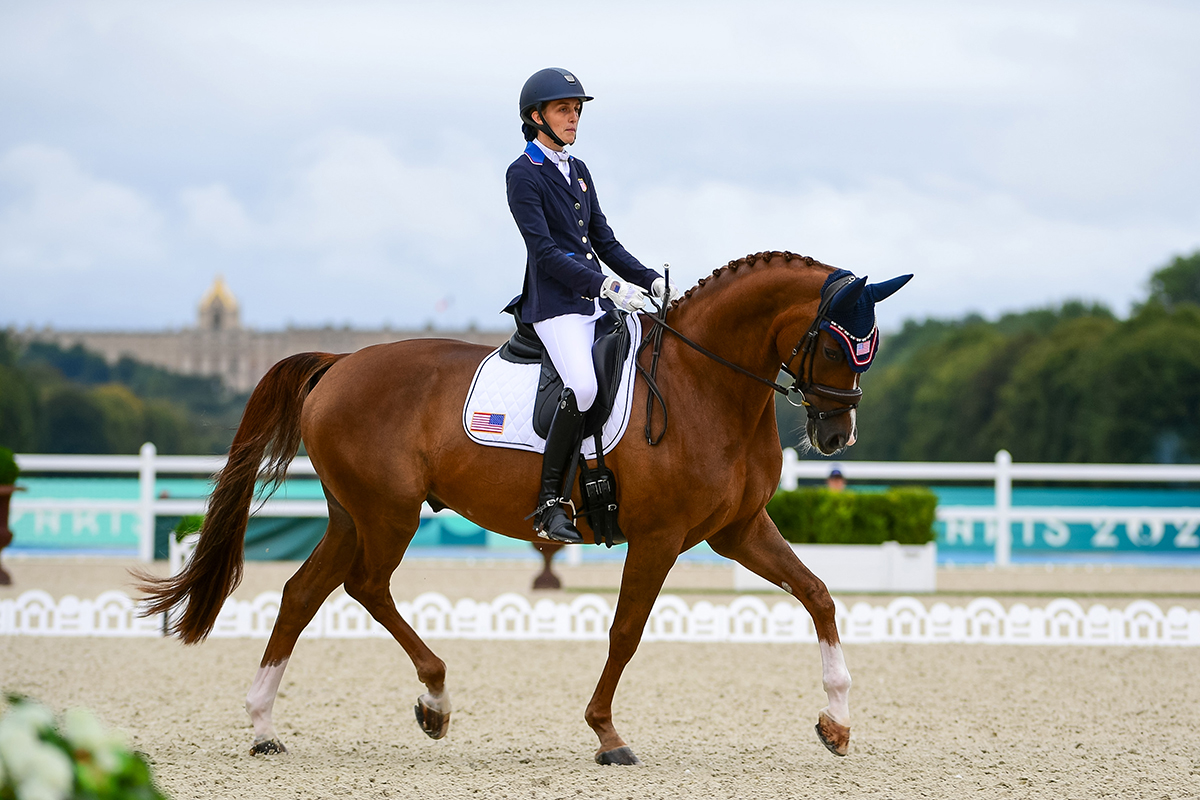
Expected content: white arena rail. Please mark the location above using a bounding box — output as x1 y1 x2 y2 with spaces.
780 449 1200 565
0 590 1196 646
12 443 452 562
12 445 1200 564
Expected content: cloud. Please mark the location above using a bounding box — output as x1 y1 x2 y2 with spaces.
0 144 163 280
180 184 254 248
615 176 1199 328
2 2 1199 332
269 132 504 249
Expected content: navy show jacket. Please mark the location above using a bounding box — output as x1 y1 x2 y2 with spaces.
504 141 659 323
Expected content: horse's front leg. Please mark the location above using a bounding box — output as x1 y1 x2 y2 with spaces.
585 538 681 765
708 510 852 756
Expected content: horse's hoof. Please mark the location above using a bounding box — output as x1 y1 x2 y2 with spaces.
815 709 850 756
414 696 450 740
249 737 287 756
595 746 642 766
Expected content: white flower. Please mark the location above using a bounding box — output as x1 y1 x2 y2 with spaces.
0 722 41 783
62 707 125 771
2 702 54 733
15 743 73 800
17 775 69 800
62 708 106 750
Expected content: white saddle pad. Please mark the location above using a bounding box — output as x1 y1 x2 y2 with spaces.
462 313 641 458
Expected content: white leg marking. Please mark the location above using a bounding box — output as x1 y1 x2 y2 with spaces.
819 641 851 726
245 659 289 742
419 687 452 714
781 581 792 594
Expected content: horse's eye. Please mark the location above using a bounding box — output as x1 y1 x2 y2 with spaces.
823 346 841 362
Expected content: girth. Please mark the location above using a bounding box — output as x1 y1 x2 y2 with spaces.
498 310 632 440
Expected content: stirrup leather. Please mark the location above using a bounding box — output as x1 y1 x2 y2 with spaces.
525 496 576 524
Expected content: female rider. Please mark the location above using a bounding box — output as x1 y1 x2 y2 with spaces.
504 67 675 544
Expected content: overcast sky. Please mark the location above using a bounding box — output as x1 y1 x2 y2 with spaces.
2 1 1198 333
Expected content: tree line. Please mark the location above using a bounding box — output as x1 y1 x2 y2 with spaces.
5 251 1199 460
0 334 247 455
777 251 1200 464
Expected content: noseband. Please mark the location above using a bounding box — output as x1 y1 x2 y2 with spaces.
638 272 863 445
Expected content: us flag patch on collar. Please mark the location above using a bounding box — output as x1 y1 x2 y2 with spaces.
578 178 587 192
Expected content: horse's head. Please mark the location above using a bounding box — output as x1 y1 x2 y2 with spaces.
796 270 912 456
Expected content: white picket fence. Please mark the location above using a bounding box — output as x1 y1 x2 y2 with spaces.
1 590 1196 646
11 446 1200 565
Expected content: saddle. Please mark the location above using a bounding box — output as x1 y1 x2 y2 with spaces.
498 309 630 547
499 309 632 441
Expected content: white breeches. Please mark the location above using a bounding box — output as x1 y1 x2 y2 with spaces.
534 303 604 412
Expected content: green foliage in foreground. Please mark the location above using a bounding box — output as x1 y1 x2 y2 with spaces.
0 694 167 800
766 487 938 545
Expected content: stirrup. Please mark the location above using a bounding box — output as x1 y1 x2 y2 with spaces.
532 498 582 543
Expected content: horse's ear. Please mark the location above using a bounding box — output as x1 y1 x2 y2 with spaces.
831 276 867 311
866 274 913 304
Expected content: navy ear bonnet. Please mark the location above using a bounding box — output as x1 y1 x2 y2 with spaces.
819 270 913 373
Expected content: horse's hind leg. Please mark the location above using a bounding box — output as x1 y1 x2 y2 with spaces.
341 507 451 740
246 493 358 755
708 509 852 756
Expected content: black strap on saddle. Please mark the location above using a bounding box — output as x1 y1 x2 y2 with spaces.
576 431 624 547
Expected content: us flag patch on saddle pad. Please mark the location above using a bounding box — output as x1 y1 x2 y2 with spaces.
469 412 505 434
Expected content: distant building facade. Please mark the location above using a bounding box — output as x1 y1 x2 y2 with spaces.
16 277 513 393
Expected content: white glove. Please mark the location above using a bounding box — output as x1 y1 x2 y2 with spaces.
651 276 680 302
600 276 648 312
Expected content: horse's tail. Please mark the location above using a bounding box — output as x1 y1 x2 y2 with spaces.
135 351 345 644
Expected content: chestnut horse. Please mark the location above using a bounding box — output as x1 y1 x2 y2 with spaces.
140 251 891 765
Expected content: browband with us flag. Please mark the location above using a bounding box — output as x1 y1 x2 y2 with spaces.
637 266 913 443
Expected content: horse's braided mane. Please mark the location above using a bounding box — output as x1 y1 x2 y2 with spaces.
668 250 834 311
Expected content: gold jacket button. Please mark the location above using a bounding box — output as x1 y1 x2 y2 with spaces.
581 236 588 243
574 203 581 210
577 219 584 227
586 253 593 260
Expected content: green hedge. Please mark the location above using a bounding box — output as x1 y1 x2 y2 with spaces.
173 514 204 542
0 446 18 485
766 487 938 545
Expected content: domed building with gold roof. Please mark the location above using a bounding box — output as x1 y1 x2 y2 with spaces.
197 275 241 332
16 276 511 393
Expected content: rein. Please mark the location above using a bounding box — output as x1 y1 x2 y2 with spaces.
637 271 862 445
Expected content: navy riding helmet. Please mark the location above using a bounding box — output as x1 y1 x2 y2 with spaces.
520 67 593 146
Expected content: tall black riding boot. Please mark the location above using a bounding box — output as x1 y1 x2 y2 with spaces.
534 388 586 544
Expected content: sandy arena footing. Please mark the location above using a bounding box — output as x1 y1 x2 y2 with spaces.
2 558 1198 799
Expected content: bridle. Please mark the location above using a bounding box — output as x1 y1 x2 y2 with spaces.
637 271 864 445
